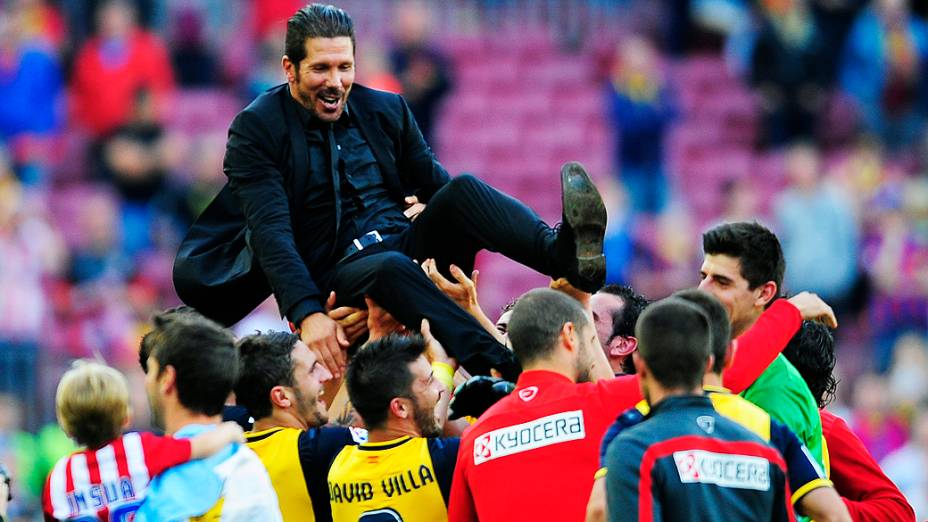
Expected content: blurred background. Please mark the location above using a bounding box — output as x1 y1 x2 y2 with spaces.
0 0 927 518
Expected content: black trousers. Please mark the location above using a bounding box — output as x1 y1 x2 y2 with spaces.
318 174 563 381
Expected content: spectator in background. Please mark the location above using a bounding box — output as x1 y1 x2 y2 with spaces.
748 0 827 147
774 142 859 312
886 333 928 412
170 7 218 87
863 176 928 370
881 411 928 520
606 35 675 216
840 0 928 149
390 0 452 144
850 373 909 462
70 0 174 138
99 88 182 257
720 177 761 223
0 159 65 431
0 6 62 141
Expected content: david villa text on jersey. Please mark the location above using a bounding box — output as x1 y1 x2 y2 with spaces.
329 465 436 503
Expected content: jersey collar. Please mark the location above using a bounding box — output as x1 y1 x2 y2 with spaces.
515 369 574 389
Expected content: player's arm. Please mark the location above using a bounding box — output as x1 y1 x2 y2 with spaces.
824 412 916 521
585 473 608 522
770 420 849 521
422 319 457 427
723 298 799 392
188 421 245 459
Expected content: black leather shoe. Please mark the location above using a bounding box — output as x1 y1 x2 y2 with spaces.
558 161 606 292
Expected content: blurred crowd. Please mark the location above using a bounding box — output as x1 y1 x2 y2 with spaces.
0 0 926 518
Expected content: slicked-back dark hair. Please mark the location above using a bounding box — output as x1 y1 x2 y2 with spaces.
508 288 591 366
636 298 711 390
702 222 785 307
234 331 300 420
673 289 731 374
599 284 650 340
285 4 355 68
782 321 838 408
146 312 238 417
346 334 426 430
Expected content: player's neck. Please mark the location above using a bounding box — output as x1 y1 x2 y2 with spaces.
254 409 307 432
702 372 723 388
732 311 761 338
164 408 221 435
367 421 421 443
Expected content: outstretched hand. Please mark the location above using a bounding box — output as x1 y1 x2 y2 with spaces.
300 308 349 379
365 296 406 342
422 259 479 311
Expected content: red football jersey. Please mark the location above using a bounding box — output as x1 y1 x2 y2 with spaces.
42 432 192 521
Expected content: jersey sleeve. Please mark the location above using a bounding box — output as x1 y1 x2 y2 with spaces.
604 437 642 521
139 432 194 476
770 464 797 522
448 438 477 522
723 299 801 393
822 412 916 521
427 437 461 504
769 419 832 505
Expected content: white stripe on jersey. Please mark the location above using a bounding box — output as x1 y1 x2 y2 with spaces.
96 443 120 501
69 453 91 494
48 456 71 520
123 432 150 498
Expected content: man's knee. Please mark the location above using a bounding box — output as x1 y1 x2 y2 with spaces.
445 173 484 195
370 251 419 279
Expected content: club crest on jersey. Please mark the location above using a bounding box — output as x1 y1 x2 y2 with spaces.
518 386 538 402
696 415 715 434
473 410 585 465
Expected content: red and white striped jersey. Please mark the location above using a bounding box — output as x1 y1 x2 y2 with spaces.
42 431 192 522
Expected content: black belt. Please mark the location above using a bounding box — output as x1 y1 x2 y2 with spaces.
340 230 387 261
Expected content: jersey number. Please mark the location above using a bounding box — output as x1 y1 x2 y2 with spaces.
359 508 404 521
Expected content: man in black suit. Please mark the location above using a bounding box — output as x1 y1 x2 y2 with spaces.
174 4 607 382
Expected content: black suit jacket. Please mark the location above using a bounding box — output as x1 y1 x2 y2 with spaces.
173 84 450 326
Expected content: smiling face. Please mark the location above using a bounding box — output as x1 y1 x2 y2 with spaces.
287 341 333 428
283 36 355 122
406 355 444 438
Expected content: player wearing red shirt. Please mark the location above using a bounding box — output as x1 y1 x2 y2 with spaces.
448 289 817 521
821 409 915 521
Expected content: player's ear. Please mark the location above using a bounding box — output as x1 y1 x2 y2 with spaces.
270 385 291 409
754 281 778 308
389 397 410 420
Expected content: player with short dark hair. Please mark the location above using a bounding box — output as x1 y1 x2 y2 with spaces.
603 298 793 522
328 326 460 521
236 331 365 521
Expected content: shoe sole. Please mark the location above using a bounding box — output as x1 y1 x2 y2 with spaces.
560 161 606 282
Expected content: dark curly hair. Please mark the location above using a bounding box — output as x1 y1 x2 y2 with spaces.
782 321 838 408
